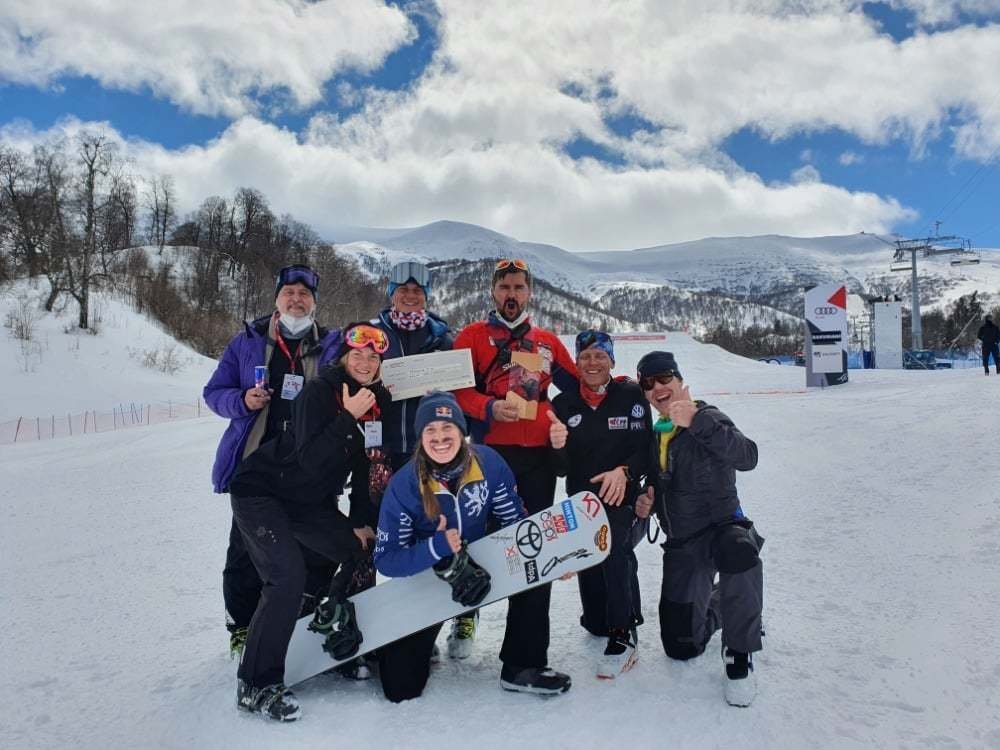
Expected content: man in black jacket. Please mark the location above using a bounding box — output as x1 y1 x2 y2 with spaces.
977 314 1000 375
634 350 764 707
549 330 650 679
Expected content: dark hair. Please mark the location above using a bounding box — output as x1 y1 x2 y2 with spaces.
414 440 472 521
491 266 532 288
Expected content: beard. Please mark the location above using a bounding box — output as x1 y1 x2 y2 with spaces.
498 298 524 321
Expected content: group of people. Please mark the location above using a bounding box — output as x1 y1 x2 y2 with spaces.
204 258 766 722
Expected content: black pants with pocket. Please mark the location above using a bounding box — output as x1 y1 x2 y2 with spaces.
577 502 643 635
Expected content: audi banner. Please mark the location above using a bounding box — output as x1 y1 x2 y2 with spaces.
804 283 848 387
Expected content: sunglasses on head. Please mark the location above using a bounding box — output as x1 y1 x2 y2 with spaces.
639 372 679 390
345 325 389 354
277 265 319 291
494 258 530 272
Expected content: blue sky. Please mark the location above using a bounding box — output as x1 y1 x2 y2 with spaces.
2 1 999 252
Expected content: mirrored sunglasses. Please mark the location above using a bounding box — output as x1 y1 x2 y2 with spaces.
389 262 430 288
345 325 389 354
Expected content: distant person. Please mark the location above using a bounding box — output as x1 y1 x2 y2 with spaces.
373 391 524 702
977 314 1000 375
203 265 341 659
633 350 765 707
452 258 579 694
227 322 392 721
549 330 650 679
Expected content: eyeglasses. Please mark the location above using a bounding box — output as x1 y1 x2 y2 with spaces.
575 329 613 356
639 372 678 390
345 325 389 354
277 265 319 291
389 261 430 288
494 259 530 272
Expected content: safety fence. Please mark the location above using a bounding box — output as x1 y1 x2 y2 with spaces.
0 398 209 445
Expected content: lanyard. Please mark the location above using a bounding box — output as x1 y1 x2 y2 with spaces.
273 324 304 374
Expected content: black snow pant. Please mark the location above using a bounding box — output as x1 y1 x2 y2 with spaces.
223 515 338 631
659 522 764 660
577 503 643 635
231 494 364 688
377 622 444 702
983 344 1000 374
493 445 556 670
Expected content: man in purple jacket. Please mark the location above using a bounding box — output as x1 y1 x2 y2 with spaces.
203 265 342 657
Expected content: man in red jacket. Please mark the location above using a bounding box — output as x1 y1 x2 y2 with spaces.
453 258 579 695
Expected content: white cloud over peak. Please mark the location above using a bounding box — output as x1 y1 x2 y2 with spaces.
0 0 414 117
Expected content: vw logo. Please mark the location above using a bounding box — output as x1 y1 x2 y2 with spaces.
515 520 543 559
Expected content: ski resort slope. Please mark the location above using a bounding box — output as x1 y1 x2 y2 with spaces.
2 334 999 750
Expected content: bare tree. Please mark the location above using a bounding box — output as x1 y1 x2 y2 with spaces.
144 174 176 253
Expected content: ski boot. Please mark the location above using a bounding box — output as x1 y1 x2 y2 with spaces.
596 627 638 680
723 645 757 707
447 611 479 659
309 595 363 661
236 678 301 721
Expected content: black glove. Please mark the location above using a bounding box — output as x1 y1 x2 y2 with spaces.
434 541 491 607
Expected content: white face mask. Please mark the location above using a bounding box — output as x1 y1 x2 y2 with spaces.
279 313 313 337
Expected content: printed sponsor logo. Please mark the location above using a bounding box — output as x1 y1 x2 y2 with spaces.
814 306 839 316
581 494 601 519
560 500 578 531
524 560 539 584
630 421 645 430
434 405 453 418
505 545 520 575
608 416 628 430
539 510 560 541
540 548 592 577
515 520 544 559
595 524 608 552
568 414 582 428
631 404 645 418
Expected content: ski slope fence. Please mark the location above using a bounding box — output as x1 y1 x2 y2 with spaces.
0 398 209 445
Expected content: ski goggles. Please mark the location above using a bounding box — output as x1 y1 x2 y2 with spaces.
388 261 430 289
575 329 614 358
639 372 679 391
494 258 530 272
276 265 319 293
344 324 389 354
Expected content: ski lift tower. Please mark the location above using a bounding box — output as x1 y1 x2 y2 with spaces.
890 234 977 349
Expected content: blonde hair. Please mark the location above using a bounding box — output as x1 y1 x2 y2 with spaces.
414 441 472 521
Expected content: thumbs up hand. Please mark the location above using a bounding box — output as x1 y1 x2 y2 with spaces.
547 410 568 449
438 514 462 554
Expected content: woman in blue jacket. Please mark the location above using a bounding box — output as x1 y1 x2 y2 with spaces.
373 391 526 702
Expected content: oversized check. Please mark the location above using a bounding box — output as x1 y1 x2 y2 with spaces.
380 348 476 402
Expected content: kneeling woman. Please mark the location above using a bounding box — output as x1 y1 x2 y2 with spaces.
228 322 392 721
373 391 525 702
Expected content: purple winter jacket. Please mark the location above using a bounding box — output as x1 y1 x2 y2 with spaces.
203 314 342 493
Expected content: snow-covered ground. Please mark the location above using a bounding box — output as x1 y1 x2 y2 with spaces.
2 310 999 749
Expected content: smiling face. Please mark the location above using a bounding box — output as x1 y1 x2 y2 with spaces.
577 348 612 390
492 271 531 322
275 282 316 318
345 347 381 385
643 373 683 417
391 281 427 313
421 420 463 465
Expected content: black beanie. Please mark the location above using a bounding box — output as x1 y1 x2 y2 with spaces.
414 391 468 437
637 350 681 380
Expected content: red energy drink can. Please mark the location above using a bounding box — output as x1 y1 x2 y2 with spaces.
254 365 268 389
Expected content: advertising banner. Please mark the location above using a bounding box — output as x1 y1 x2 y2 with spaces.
804 283 848 387
872 301 903 369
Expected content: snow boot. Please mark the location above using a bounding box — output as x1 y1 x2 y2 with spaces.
447 611 479 659
334 656 373 681
596 627 638 680
500 665 572 695
229 626 248 660
236 679 301 721
309 596 363 661
723 646 757 707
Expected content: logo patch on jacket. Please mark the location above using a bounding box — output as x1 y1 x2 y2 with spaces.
568 414 582 428
608 417 627 430
631 404 645 418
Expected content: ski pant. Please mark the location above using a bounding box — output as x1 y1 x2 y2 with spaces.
493 444 556 670
983 344 1000 373
231 494 364 688
659 522 764 659
377 622 444 702
223 516 338 631
578 503 643 635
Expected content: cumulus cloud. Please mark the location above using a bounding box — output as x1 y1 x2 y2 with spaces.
839 150 865 165
0 0 414 117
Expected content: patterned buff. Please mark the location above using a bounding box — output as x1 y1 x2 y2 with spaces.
431 460 466 491
389 308 428 331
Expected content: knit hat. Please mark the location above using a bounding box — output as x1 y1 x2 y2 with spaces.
387 261 431 298
274 265 319 301
414 391 468 437
637 350 681 380
575 329 615 364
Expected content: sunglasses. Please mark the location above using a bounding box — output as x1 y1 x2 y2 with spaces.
345 325 389 354
575 329 613 356
277 265 319 291
639 372 679 390
494 258 530 272
389 262 430 288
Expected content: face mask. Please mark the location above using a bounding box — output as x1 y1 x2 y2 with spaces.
279 313 313 337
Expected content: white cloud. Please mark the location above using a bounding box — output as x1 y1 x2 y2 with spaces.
0 0 414 117
839 150 865 165
792 164 822 183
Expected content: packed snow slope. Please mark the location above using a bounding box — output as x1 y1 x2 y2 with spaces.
2 326 999 749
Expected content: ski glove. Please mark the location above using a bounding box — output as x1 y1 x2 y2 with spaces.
434 541 491 607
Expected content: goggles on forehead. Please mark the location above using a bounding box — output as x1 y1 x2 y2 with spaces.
345 325 389 354
389 262 430 288
575 329 613 356
276 265 319 291
495 258 530 272
639 372 679 391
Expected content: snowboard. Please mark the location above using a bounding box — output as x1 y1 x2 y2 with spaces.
283 491 611 686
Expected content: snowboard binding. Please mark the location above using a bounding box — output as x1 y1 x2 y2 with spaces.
309 596 363 661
